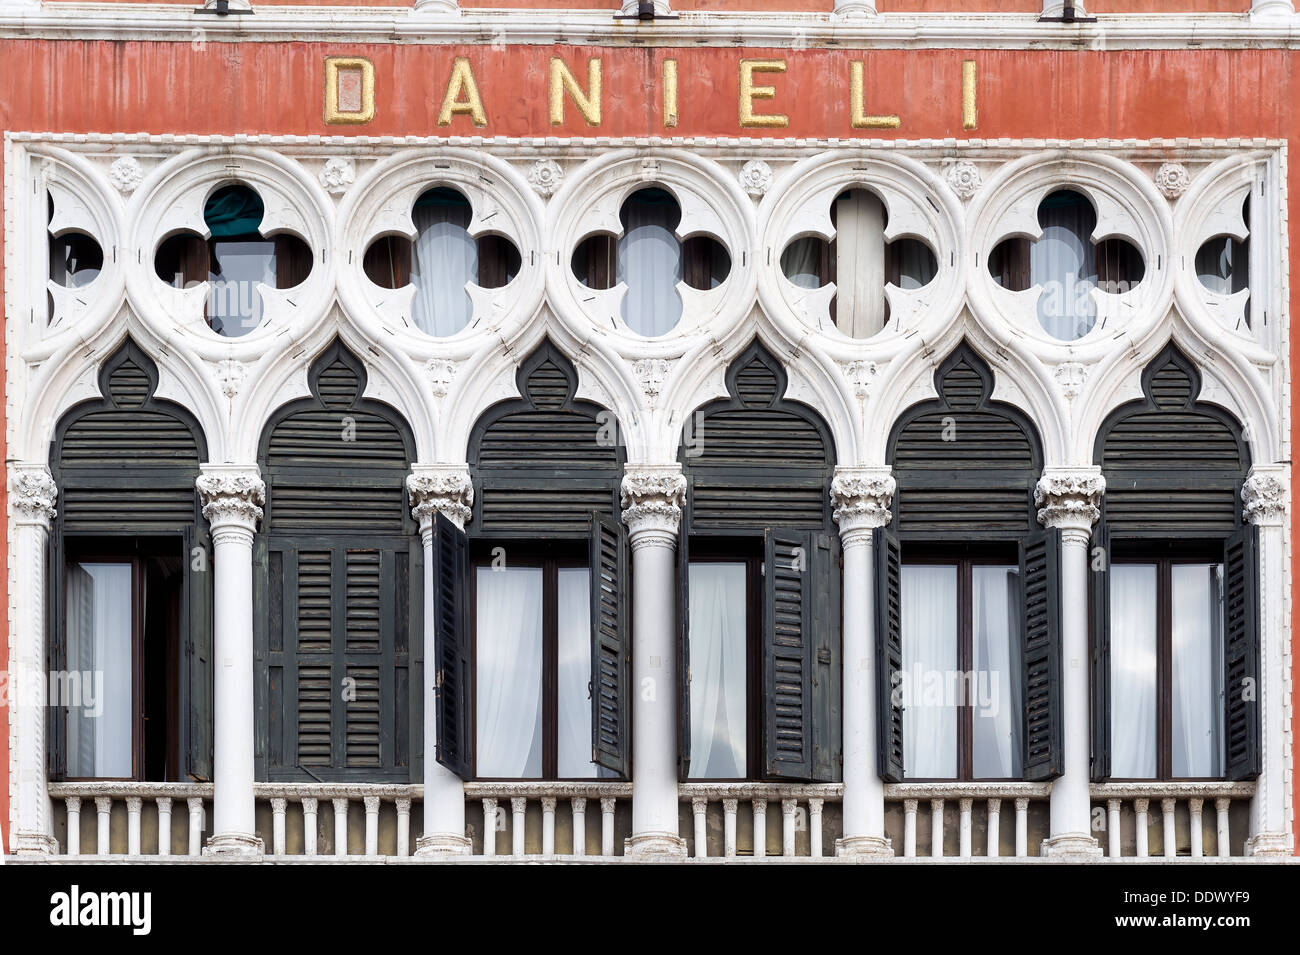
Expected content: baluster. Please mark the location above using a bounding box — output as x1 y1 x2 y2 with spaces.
396 797 411 857
986 798 1001 858
1215 797 1231 858
125 797 142 856
1161 798 1177 859
95 796 113 856
1105 799 1122 857
302 797 319 857
902 798 918 858
333 798 349 858
722 799 738 858
541 797 557 856
1188 798 1204 859
1014 798 1028 858
958 798 972 859
1134 798 1150 858
600 797 616 857
482 798 498 857
187 797 204 857
571 798 587 857
691 797 708 858
271 798 287 856
781 799 798 857
808 797 824 858
65 797 82 857
511 797 528 857
156 797 173 856
930 799 944 858
364 796 380 857
752 797 768 859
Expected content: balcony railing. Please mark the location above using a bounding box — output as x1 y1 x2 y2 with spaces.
884 782 1052 858
1090 782 1255 858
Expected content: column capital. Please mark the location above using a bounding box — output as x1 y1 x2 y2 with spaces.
407 464 473 530
9 463 57 530
196 465 265 532
621 0 671 14
1242 464 1289 527
1250 0 1295 20
1034 467 1105 532
620 464 686 541
834 0 878 16
830 467 895 536
414 0 461 12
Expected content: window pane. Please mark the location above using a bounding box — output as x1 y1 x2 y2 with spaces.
475 566 543 778
972 565 1022 779
901 564 958 779
557 567 599 779
618 188 683 337
208 239 275 337
687 562 747 779
1172 563 1225 778
1110 563 1158 778
65 562 133 778
410 188 476 337
1031 190 1097 341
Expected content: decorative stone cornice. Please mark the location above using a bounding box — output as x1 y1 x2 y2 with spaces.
830 467 895 535
1242 466 1289 526
9 465 57 529
1034 468 1105 532
196 467 265 530
407 465 474 530
620 465 687 541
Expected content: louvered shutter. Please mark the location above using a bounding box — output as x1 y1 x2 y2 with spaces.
874 524 905 782
763 529 815 780
48 534 67 780
432 512 472 780
590 516 629 777
1223 524 1261 780
1089 522 1111 781
809 532 841 782
677 528 691 779
185 525 214 781
1020 528 1063 781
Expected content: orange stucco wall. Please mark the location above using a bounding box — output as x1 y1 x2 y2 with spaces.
0 38 1295 852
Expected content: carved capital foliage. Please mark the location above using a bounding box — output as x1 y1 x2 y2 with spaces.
830 467 895 534
620 465 687 539
10 465 57 528
1242 467 1288 526
196 469 266 529
1034 468 1105 531
407 466 474 530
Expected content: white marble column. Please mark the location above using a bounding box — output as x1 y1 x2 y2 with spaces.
621 465 688 860
8 465 59 856
408 466 474 856
831 467 895 858
197 466 265 857
1035 468 1105 858
1241 466 1292 857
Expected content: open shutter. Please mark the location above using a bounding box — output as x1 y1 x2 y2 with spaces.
186 525 214 781
1020 528 1063 781
763 528 815 780
47 532 67 781
1089 522 1111 781
1223 524 1261 780
431 512 472 780
590 516 629 777
677 528 691 779
873 524 904 782
810 533 841 782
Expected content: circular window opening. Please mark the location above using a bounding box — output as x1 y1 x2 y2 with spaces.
779 188 937 338
1196 196 1250 304
47 193 104 322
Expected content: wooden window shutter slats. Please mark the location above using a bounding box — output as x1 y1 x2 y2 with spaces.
590 516 630 777
762 528 816 781
1019 528 1064 781
431 512 472 781
874 524 905 782
1223 524 1261 781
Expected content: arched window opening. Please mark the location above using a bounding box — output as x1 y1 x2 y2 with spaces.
1196 196 1250 323
779 188 938 339
47 192 104 324
154 184 313 338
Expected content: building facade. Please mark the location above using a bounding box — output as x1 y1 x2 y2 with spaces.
1 0 1297 861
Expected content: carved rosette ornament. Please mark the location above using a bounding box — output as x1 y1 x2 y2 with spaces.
10 465 57 529
830 468 895 536
319 157 356 196
1154 162 1191 200
739 159 773 198
407 467 474 530
1034 469 1105 532
1242 468 1288 526
196 470 266 530
108 155 145 195
527 158 564 198
944 160 982 201
620 466 687 543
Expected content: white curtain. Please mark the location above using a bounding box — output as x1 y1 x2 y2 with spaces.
780 237 822 290
1031 193 1097 341
1110 564 1158 778
556 567 597 779
893 239 938 290
209 240 275 337
971 565 1023 778
901 564 958 779
475 566 544 778
410 198 477 337
687 563 747 779
618 193 682 336
1171 563 1225 778
835 190 886 339
66 562 132 778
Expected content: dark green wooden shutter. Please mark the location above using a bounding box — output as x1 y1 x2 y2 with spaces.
185 525 213 781
1223 524 1261 780
590 516 629 777
1020 528 1063 781
1089 522 1112 781
677 529 691 779
47 533 67 781
809 532 841 782
431 512 472 780
762 529 815 780
874 524 905 782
